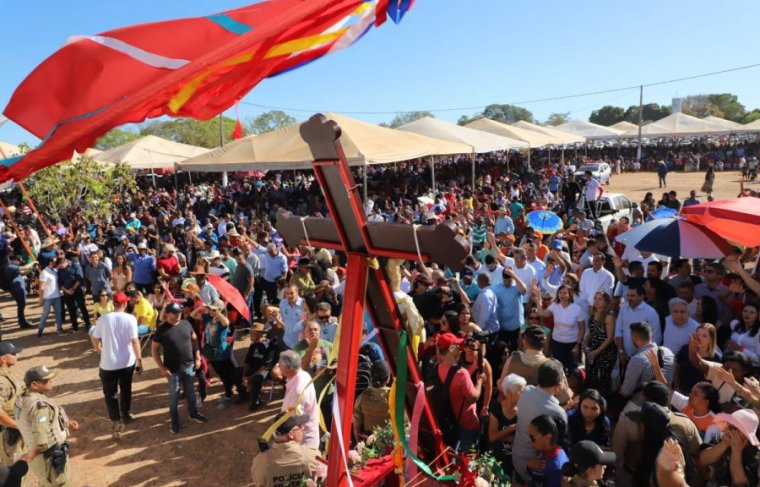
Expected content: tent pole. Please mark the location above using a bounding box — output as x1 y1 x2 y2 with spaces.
560 149 565 175
151 169 156 187
363 166 368 204
471 156 475 190
17 181 54 242
0 196 34 260
430 157 436 194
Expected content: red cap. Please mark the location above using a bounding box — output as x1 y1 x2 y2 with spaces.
437 332 464 350
113 292 129 306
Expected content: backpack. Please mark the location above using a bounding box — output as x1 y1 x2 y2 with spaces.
426 364 463 448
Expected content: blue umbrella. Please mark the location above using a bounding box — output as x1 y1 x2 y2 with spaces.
525 210 563 234
649 206 678 220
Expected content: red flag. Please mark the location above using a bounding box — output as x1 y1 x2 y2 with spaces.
231 119 243 140
2 0 408 182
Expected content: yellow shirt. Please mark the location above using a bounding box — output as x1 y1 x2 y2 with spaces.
94 301 114 318
132 298 158 330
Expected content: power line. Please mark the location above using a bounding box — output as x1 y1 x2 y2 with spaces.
240 61 760 115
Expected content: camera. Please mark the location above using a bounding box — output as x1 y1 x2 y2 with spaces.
467 330 490 344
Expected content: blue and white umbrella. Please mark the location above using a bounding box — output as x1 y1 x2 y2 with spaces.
616 218 732 258
525 210 563 234
649 206 678 220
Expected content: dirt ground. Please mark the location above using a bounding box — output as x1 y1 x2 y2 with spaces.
3 170 757 487
605 167 754 204
2 297 279 487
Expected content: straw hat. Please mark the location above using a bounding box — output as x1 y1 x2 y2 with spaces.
189 265 207 276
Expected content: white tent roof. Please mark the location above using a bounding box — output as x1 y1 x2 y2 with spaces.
397 116 528 152
177 113 472 172
740 118 760 133
556 119 624 139
95 135 210 169
620 112 732 138
464 118 556 147
610 121 639 132
0 142 21 158
512 120 586 145
703 115 743 131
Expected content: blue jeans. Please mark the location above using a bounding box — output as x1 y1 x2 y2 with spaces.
168 366 199 429
38 297 63 333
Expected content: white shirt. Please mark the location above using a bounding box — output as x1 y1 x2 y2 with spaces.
579 267 615 308
476 263 504 287
547 302 585 343
92 311 139 370
280 298 305 348
39 267 61 299
730 320 760 363
584 178 602 201
507 263 536 304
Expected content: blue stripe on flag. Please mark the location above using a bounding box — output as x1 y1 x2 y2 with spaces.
206 14 252 35
0 156 22 168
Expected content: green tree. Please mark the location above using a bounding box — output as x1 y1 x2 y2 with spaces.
24 157 136 220
743 109 760 124
624 103 671 124
589 105 626 126
140 117 239 148
482 104 534 124
682 93 746 122
457 114 480 126
388 111 435 128
244 110 297 135
95 128 141 150
544 112 570 126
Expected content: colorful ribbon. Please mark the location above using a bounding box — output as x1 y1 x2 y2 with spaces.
392 331 455 482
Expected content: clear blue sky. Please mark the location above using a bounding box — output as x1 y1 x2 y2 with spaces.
2 0 760 145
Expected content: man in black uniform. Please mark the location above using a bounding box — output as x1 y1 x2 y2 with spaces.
242 322 278 411
57 255 91 332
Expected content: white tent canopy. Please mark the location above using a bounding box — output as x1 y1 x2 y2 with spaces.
464 118 556 147
397 116 528 152
177 113 472 172
620 113 733 138
512 120 586 145
0 142 21 158
556 119 624 139
610 121 638 132
740 118 760 133
95 135 210 170
703 115 743 132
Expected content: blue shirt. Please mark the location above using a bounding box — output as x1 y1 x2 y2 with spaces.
262 252 288 282
127 253 156 285
615 301 662 357
493 282 524 331
663 316 700 354
494 216 515 236
472 285 499 334
548 175 561 193
203 319 231 360
460 279 480 302
528 447 569 487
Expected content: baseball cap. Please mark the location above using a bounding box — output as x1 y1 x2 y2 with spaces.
207 299 225 311
415 274 433 286
437 332 465 350
0 342 22 356
371 360 391 386
551 240 564 250
24 366 56 386
274 411 310 436
297 257 311 266
165 303 182 314
113 292 129 306
570 440 616 470
461 267 474 278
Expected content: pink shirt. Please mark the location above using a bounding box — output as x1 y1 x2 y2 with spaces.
282 369 319 448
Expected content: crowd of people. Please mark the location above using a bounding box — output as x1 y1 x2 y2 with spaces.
0 143 756 486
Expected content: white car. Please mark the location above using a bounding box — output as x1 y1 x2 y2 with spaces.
575 162 612 185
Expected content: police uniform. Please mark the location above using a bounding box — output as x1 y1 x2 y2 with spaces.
14 372 72 487
0 368 23 465
250 442 320 487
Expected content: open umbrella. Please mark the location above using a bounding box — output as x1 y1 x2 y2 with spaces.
525 210 564 234
681 198 760 246
618 218 733 258
649 206 678 220
207 274 250 322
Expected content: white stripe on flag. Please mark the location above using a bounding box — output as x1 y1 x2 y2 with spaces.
66 35 189 70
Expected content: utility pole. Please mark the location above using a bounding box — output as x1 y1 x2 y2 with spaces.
636 85 643 163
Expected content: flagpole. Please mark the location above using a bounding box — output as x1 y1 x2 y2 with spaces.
17 181 55 242
220 113 228 187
